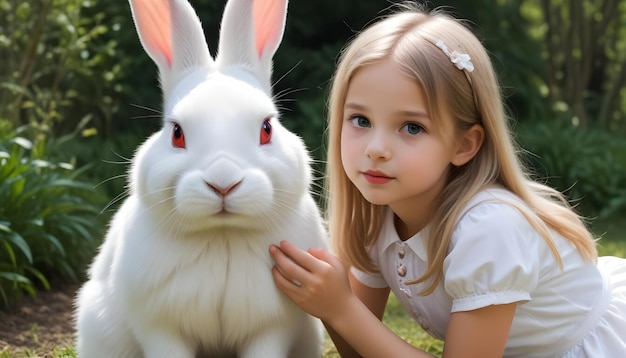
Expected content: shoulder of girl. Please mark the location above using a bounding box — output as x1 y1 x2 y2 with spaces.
456 193 529 232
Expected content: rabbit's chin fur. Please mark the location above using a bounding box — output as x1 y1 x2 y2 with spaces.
75 67 327 357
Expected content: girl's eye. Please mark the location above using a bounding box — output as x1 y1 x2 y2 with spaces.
172 123 186 148
350 115 370 128
260 118 272 145
402 122 424 135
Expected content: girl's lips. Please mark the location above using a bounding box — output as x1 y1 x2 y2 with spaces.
363 170 393 184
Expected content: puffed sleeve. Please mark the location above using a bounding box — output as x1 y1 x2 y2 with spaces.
444 201 541 312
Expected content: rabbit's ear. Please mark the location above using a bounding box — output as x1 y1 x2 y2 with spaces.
217 0 287 93
129 0 214 94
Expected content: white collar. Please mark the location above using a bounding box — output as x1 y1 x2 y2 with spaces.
377 208 429 262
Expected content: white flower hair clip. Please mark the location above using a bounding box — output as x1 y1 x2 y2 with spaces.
435 40 474 73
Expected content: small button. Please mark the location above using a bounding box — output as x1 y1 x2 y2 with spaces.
398 246 406 259
397 265 407 277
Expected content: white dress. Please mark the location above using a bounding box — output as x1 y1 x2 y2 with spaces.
352 187 626 357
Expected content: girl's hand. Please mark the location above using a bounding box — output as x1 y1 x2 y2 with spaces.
269 240 354 321
271 241 436 357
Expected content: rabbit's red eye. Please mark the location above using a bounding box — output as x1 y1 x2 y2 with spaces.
260 118 272 145
172 123 186 148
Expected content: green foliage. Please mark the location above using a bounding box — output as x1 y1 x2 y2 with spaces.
0 123 104 307
0 0 128 137
518 120 626 220
519 0 626 131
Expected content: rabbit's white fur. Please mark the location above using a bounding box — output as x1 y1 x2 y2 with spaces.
74 0 326 357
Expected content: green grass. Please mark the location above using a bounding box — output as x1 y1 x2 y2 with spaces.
598 239 626 257
0 346 75 358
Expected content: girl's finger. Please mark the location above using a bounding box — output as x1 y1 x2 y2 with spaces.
308 247 340 267
277 240 321 272
271 265 301 293
270 244 310 283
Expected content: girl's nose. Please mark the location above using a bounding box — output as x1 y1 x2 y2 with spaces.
365 133 391 160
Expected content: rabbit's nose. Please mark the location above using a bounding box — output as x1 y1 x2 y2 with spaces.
206 181 241 197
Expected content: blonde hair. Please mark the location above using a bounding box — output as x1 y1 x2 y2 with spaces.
325 4 597 295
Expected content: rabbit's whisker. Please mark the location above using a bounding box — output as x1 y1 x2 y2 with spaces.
273 87 307 102
130 103 163 114
133 191 176 220
100 189 131 214
148 199 183 237
132 115 163 120
95 174 127 188
272 60 302 88
101 159 132 166
276 105 292 113
105 148 134 163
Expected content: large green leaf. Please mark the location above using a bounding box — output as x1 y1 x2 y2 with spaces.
39 232 67 257
0 271 32 284
6 231 33 264
1 240 17 267
24 266 51 290
0 222 10 233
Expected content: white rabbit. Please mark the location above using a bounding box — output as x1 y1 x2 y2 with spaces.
74 0 327 357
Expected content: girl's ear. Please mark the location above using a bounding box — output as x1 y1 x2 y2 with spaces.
451 124 484 166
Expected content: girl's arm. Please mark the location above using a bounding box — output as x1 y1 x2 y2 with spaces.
325 273 390 357
443 303 517 357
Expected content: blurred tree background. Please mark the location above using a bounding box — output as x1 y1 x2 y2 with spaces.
1 0 625 304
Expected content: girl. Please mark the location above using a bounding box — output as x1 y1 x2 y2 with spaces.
269 3 626 358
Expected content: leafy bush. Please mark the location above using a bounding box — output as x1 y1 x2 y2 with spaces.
0 125 104 307
518 120 626 220
0 0 128 137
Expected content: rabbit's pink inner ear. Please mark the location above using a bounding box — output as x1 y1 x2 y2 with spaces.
253 0 286 59
131 0 173 67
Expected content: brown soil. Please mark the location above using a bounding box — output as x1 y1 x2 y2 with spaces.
0 284 79 356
